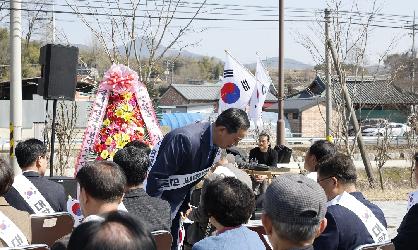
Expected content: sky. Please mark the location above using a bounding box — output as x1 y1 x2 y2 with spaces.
53 0 418 65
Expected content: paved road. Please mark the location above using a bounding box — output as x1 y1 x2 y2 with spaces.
373 200 408 238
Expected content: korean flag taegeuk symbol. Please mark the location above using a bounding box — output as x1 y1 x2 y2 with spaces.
221 82 240 104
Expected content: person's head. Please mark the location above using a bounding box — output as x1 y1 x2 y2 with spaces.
76 161 126 217
15 138 48 175
68 211 156 250
0 158 14 196
113 146 149 188
258 132 270 151
304 140 337 172
317 153 357 201
204 177 255 228
123 140 151 155
213 108 250 149
262 174 327 250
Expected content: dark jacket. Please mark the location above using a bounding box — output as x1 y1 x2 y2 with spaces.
145 122 219 249
123 187 171 232
4 171 67 214
249 147 278 167
313 192 387 250
392 203 418 250
146 122 218 217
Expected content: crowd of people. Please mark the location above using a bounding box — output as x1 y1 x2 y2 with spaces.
0 107 417 250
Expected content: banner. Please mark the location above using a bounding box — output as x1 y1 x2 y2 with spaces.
218 51 256 112
0 211 29 247
13 175 55 214
249 57 272 127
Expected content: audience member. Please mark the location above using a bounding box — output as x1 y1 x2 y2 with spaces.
0 158 31 247
249 132 278 167
262 174 327 250
314 153 388 250
124 140 151 154
192 177 264 250
249 133 277 200
392 152 418 250
51 161 127 250
76 161 126 221
113 146 171 232
5 139 66 214
184 150 252 249
304 140 337 180
67 211 156 250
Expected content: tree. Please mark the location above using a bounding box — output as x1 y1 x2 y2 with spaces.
65 0 208 99
383 52 418 90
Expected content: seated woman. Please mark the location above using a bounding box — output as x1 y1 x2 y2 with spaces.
192 177 265 250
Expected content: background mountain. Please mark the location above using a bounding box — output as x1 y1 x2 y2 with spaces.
117 37 203 58
245 57 313 70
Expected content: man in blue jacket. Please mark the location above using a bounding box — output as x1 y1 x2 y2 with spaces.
146 108 250 249
314 153 388 250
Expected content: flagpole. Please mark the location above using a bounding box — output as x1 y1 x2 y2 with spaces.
277 0 286 145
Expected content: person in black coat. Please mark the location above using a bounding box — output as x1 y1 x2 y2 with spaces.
113 146 171 232
249 132 278 167
145 108 250 249
392 153 418 250
4 139 66 213
314 154 388 250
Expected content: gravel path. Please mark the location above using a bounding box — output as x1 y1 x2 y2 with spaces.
373 200 408 238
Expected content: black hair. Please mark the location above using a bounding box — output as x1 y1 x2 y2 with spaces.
113 146 149 186
317 153 357 184
308 140 337 170
215 108 250 134
124 140 151 155
258 132 270 142
0 158 14 195
67 211 156 250
15 138 47 168
204 177 255 227
414 152 418 161
76 161 126 202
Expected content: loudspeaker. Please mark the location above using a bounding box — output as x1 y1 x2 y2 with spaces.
38 44 79 100
47 176 78 199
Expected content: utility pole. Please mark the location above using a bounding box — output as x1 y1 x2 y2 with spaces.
325 9 333 141
52 0 55 43
276 0 285 145
9 0 23 174
170 61 174 85
411 11 416 94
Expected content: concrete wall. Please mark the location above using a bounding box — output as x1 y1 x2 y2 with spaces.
301 104 327 137
0 94 92 140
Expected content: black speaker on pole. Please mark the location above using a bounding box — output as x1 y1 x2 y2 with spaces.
38 44 79 101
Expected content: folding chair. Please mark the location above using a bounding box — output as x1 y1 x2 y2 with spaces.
30 212 74 247
354 241 395 250
8 244 49 250
245 221 272 250
152 230 172 250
